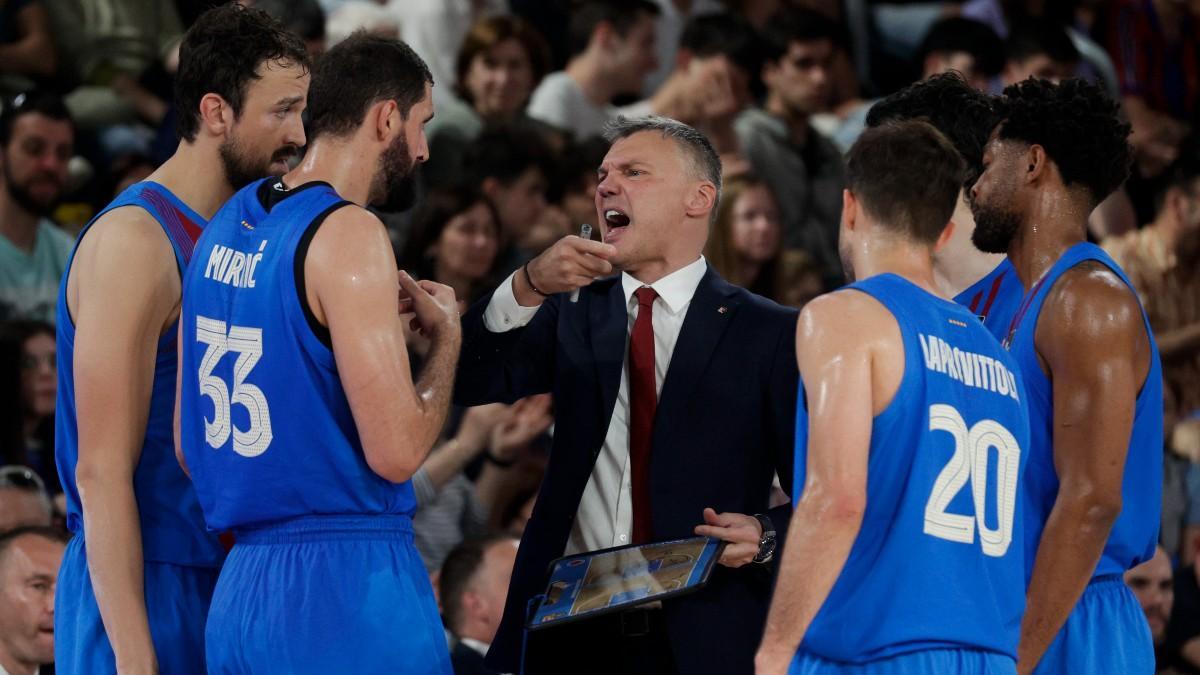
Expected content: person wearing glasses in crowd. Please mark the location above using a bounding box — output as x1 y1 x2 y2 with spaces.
0 466 53 534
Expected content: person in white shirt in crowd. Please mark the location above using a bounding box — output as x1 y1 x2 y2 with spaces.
526 0 659 140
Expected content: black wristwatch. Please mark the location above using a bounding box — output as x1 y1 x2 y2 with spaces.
752 513 776 564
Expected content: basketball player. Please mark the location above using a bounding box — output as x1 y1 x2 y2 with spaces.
176 34 455 673
755 120 1031 674
865 73 1022 338
969 78 1161 674
54 6 308 673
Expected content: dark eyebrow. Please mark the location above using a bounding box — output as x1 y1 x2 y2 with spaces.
275 95 305 108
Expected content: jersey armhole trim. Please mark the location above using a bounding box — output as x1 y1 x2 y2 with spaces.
294 201 353 350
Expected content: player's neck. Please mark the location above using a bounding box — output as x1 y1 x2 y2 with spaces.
151 141 235 221
0 187 40 253
284 137 375 206
0 648 37 675
857 246 944 299
1007 213 1086 291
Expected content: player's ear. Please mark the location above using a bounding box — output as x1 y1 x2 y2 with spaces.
933 219 956 253
1024 144 1048 184
199 93 231 137
841 189 858 232
373 99 399 143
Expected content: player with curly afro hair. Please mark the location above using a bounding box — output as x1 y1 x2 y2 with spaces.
970 78 1132 254
970 77 1161 675
867 71 1000 189
865 73 1024 336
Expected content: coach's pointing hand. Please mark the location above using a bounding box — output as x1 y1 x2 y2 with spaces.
513 235 616 307
398 270 460 342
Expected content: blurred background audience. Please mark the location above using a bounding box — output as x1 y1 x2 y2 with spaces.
0 2 1196 670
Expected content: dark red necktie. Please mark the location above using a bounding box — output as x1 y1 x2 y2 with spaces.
629 286 659 544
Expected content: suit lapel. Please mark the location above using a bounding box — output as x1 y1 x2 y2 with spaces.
655 268 740 430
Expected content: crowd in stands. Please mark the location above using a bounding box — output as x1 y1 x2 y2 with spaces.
0 0 1197 673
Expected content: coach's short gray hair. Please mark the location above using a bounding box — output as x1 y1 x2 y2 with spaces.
603 115 723 214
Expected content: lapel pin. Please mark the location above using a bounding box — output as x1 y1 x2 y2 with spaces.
717 306 728 314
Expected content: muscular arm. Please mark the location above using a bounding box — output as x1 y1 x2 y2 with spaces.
756 292 899 674
1018 267 1150 673
307 207 461 483
71 209 179 672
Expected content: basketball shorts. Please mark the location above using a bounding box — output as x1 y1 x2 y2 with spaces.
790 648 1016 674
204 514 451 674
54 534 218 674
1033 574 1153 674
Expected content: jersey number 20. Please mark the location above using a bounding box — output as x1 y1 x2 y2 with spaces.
924 404 1020 557
196 316 273 457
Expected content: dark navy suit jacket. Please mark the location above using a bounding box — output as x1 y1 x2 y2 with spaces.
454 267 799 675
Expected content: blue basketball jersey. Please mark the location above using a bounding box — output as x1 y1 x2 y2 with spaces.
954 258 1022 341
1008 242 1162 580
793 274 1030 664
179 179 418 531
55 182 224 567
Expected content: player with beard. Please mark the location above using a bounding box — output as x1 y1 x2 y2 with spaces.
0 92 74 323
969 78 1162 674
53 5 309 673
177 33 455 673
865 73 1023 340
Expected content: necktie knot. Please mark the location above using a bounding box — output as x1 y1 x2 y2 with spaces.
634 286 658 308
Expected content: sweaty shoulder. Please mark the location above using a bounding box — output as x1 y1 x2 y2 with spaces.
798 289 898 356
1035 261 1149 374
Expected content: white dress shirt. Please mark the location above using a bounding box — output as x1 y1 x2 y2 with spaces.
483 256 708 554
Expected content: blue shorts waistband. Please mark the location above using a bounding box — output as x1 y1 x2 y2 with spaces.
232 514 413 544
1088 573 1125 588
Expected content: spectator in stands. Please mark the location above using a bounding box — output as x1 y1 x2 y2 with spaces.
412 398 551 572
556 137 610 231
775 248 824 310
0 92 73 323
1098 0 1197 180
622 13 762 162
400 186 503 312
1102 151 1200 429
526 0 659 140
440 534 520 675
424 15 554 187
0 527 65 675
0 467 52 534
392 0 507 98
1167 538 1200 673
254 0 327 57
0 321 57 492
461 126 558 273
830 17 1003 153
1126 546 1176 671
1002 20 1080 86
736 8 844 288
916 17 1005 92
704 174 783 301
0 0 56 89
